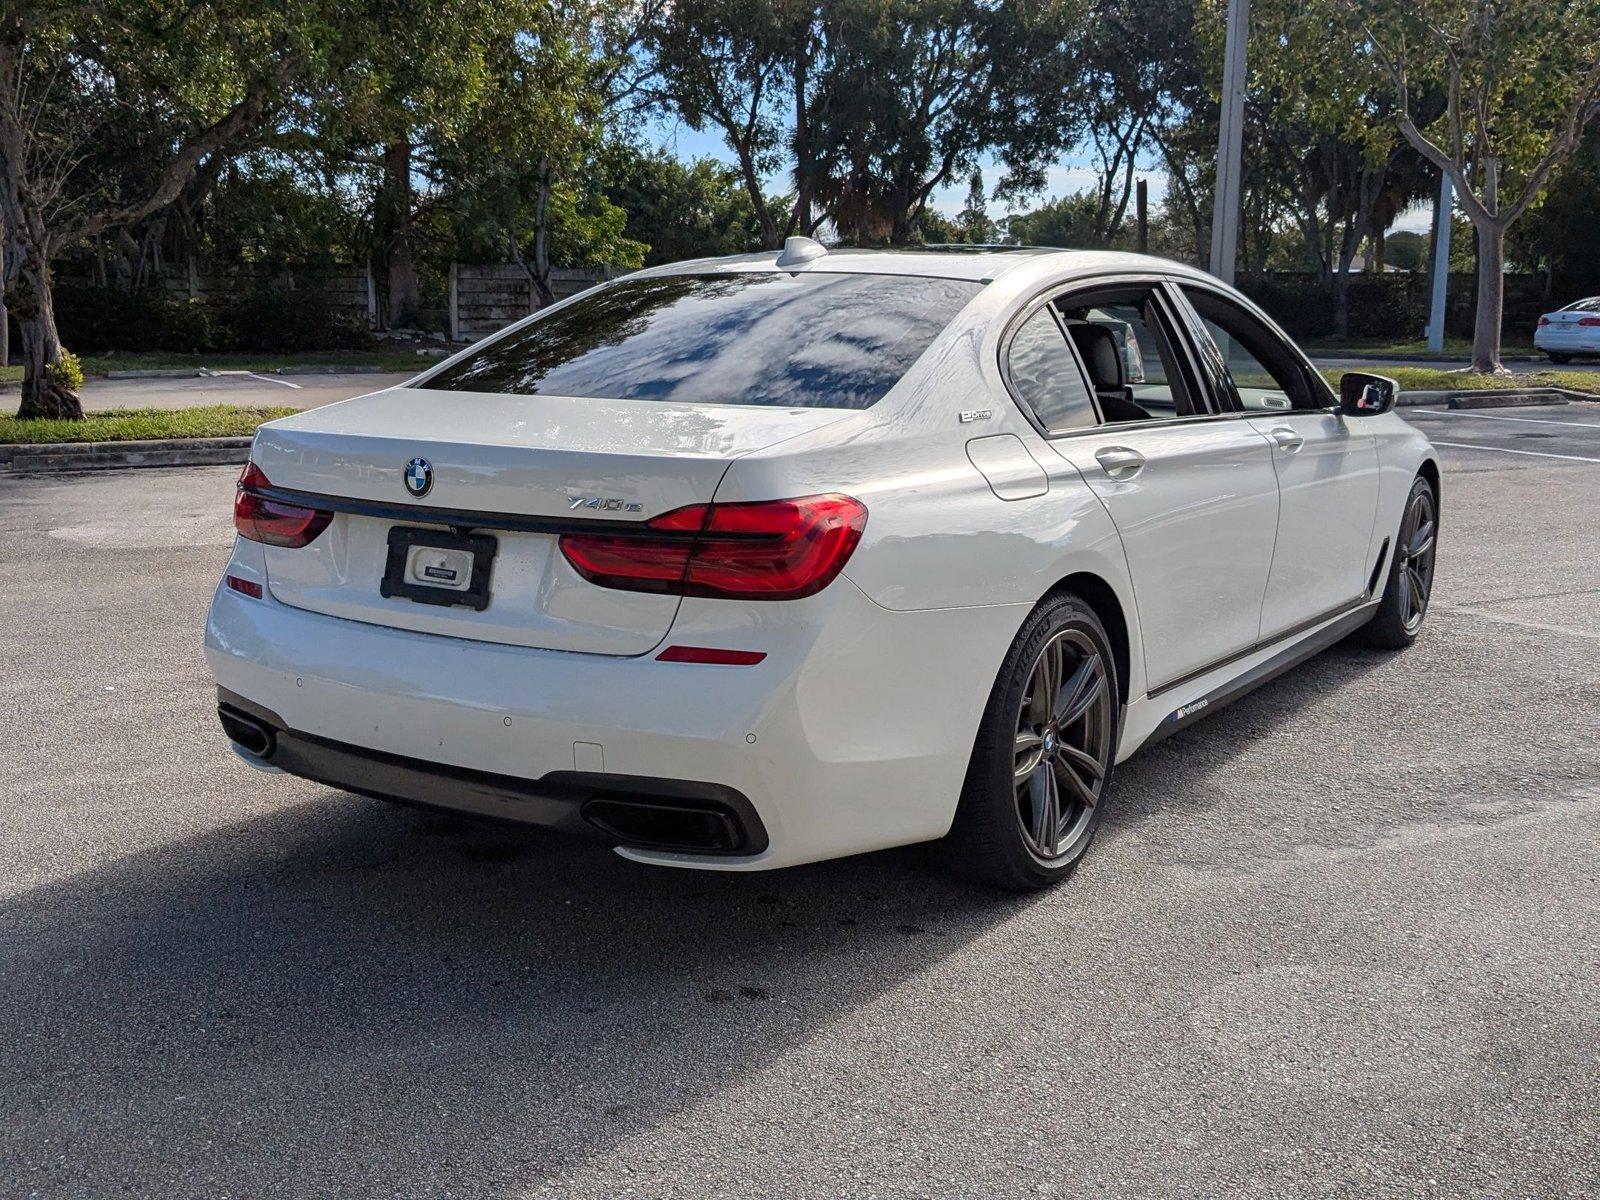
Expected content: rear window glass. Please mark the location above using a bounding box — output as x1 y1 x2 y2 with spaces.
421 271 984 409
1566 298 1600 312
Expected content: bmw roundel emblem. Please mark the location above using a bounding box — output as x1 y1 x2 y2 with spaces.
404 457 433 497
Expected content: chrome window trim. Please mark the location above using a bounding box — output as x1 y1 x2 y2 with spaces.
996 271 1231 442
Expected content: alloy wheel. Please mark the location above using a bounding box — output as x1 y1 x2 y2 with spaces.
1397 486 1437 632
1012 628 1112 861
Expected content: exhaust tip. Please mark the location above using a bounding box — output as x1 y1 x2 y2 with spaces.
581 797 746 854
218 704 275 759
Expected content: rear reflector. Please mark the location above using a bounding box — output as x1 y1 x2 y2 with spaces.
234 463 333 548
560 493 866 601
226 575 264 599
656 645 767 665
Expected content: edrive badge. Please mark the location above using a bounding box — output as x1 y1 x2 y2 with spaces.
404 457 433 497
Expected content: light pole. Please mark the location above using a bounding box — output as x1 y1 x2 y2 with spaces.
1209 0 1250 284
1426 172 1453 353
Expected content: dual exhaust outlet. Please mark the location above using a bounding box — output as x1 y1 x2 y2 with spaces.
215 703 749 854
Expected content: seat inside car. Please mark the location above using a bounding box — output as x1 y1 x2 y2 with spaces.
1065 322 1151 423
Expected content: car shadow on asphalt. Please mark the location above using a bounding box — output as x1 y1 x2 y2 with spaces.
1 640 1392 1195
1105 638 1392 834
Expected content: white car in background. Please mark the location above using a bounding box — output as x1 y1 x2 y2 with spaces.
207 241 1439 890
1535 297 1600 362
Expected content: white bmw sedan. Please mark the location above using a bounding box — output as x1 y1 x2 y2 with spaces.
207 241 1439 889
1534 296 1600 362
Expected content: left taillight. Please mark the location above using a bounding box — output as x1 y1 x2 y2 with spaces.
560 493 867 601
233 462 333 548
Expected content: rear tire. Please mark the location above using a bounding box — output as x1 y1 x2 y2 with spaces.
1358 475 1438 650
1547 352 1572 365
944 593 1119 891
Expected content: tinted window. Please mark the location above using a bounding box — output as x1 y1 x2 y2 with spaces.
422 272 983 410
1005 307 1097 432
1566 298 1600 313
1182 287 1326 412
1056 288 1201 419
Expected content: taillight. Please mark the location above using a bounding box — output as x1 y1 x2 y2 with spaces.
560 494 867 601
1538 315 1552 327
1579 317 1600 328
233 462 333 548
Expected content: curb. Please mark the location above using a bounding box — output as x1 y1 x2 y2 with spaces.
0 436 251 474
1314 351 1542 364
1398 387 1594 408
104 368 207 380
274 364 388 376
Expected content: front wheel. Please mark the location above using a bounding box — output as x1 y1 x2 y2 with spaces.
1358 475 1438 649
944 594 1119 890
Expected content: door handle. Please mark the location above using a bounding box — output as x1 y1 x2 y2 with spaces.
1267 426 1304 452
1094 446 1146 480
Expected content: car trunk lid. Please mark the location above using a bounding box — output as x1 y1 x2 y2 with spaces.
249 387 851 655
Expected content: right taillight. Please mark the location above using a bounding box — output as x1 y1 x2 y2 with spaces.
1579 317 1600 328
233 462 333 548
560 494 867 601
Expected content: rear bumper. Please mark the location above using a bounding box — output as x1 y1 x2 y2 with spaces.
1533 328 1600 353
218 689 767 853
204 548 1027 870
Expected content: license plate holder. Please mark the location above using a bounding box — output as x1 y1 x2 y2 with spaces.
380 526 497 611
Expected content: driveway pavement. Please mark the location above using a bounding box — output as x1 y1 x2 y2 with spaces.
75 371 415 413
0 406 1595 1197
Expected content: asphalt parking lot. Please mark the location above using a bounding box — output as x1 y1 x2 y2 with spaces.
1 404 1596 1198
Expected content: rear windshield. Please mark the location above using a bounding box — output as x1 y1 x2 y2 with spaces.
421 271 983 409
1565 298 1600 312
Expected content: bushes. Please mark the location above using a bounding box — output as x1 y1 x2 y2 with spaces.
54 286 221 354
216 290 370 352
1238 275 1429 341
52 282 370 355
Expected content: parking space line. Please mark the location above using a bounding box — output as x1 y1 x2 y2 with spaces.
1429 440 1600 464
245 373 304 389
1407 410 1600 429
1437 604 1600 641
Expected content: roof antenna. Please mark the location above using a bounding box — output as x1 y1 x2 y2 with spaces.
775 236 828 269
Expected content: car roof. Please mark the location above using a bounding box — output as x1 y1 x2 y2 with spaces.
629 244 1215 286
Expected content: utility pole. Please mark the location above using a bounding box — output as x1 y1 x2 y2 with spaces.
1209 0 1250 283
1136 179 1149 254
1426 172 1453 353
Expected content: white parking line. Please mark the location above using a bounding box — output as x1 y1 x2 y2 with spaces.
1407 410 1600 429
1430 440 1600 464
245 373 304 389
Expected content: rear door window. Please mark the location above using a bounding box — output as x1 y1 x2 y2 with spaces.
1003 306 1099 433
421 272 983 410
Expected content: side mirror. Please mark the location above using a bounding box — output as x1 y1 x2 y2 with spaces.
1339 371 1398 416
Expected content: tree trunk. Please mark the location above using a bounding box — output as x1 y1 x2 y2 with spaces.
0 231 8 369
789 39 812 238
10 244 80 419
530 163 555 309
381 141 421 328
1470 158 1505 374
1471 222 1506 373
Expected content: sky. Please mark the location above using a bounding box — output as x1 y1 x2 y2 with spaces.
642 115 1440 238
